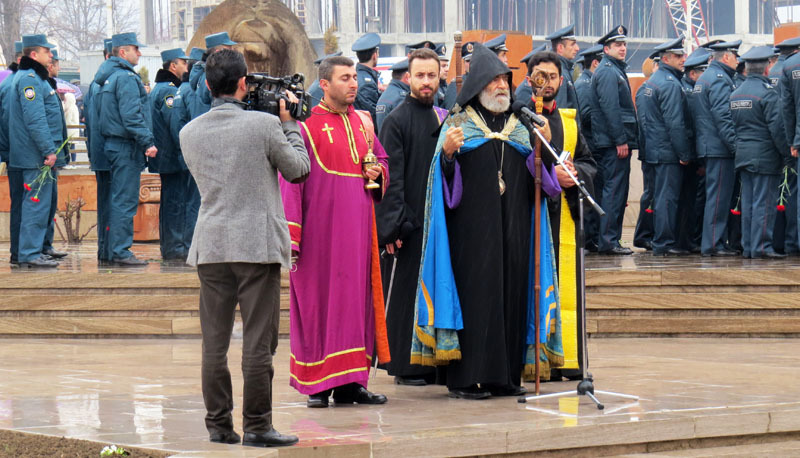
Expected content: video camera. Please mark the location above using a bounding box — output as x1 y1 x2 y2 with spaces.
244 73 311 121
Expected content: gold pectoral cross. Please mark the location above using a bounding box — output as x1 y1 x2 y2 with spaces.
322 123 335 144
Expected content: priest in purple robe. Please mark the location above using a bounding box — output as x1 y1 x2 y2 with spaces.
280 55 391 408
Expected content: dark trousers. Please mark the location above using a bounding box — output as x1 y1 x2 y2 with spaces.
677 163 703 250
19 169 54 262
652 163 683 253
773 165 799 254
701 157 735 254
44 168 59 250
633 161 655 247
597 147 631 251
159 171 200 260
740 171 779 258
8 169 23 262
727 171 743 251
95 171 112 261
585 149 604 248
198 262 281 435
107 143 142 260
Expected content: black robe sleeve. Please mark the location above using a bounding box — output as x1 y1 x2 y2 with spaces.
563 130 598 221
376 111 416 245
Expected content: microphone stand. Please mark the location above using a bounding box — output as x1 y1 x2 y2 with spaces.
516 112 637 410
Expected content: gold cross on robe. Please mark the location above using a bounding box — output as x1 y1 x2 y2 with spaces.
322 123 335 143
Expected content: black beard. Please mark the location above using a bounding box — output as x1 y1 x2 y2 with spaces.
412 90 434 105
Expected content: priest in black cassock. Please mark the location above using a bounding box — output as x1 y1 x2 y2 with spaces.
376 48 449 386
416 43 554 400
526 51 597 381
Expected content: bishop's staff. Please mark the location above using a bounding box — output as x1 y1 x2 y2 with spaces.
454 31 463 94
531 71 545 396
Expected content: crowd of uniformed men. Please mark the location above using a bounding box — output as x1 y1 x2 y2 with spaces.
5 25 800 267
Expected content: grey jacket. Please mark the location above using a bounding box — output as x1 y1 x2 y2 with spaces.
180 100 310 267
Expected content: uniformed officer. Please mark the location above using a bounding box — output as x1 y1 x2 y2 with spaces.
149 48 196 261
1 40 24 265
590 25 638 255
435 43 448 106
575 43 604 251
8 34 62 268
352 32 382 125
483 34 509 65
442 41 474 110
42 48 69 261
770 38 800 255
731 46 790 258
171 47 204 133
192 32 237 120
632 51 659 252
546 24 580 111
376 59 409 133
405 40 435 56
694 39 741 256
96 32 157 266
780 39 800 258
308 51 342 108
85 38 115 263
515 44 547 104
734 57 746 87
638 37 692 256
679 48 712 253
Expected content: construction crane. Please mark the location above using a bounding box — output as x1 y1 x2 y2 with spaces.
664 0 709 51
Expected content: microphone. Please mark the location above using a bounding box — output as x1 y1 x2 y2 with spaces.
511 100 546 127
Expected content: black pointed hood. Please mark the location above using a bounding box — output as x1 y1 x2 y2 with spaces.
455 42 513 109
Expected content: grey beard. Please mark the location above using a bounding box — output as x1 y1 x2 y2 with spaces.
478 90 510 114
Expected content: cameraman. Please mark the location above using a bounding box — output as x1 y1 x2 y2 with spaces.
179 48 309 448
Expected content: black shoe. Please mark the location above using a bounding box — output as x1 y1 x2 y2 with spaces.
42 248 67 259
306 393 329 408
209 431 241 444
19 255 59 268
448 385 491 400
711 249 739 257
112 256 148 266
585 241 599 253
395 376 428 386
652 248 689 257
599 246 633 256
333 386 387 405
765 251 788 259
633 240 653 251
485 384 527 396
242 429 299 448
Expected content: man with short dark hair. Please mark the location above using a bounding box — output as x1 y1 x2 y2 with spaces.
181 48 308 448
7 34 62 268
376 48 446 386
526 51 596 380
96 32 157 266
281 55 390 408
150 48 197 262
352 32 383 125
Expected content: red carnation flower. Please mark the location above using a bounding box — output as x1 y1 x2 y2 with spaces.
777 205 786 212
106 226 110 231
731 209 741 216
645 208 654 214
31 196 40 203
23 183 31 191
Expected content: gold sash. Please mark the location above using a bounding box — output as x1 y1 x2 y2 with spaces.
558 108 579 370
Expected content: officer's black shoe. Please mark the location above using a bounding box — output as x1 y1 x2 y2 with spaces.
585 241 600 253
599 246 633 256
711 249 739 257
485 384 527 397
242 429 299 448
633 240 653 251
209 430 241 444
19 256 59 268
10 256 18 266
652 248 689 257
764 251 788 259
42 248 68 259
333 386 387 405
395 376 427 386
112 256 148 266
